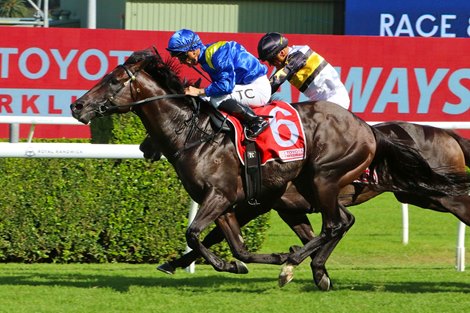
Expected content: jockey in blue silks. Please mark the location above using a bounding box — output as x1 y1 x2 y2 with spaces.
167 29 271 138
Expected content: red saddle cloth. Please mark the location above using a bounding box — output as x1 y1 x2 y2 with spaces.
223 100 307 165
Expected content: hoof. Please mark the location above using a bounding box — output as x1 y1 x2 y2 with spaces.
157 263 175 275
316 274 331 291
289 245 302 254
278 264 295 287
234 260 249 274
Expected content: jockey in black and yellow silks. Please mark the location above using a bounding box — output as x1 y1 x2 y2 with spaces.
258 32 350 109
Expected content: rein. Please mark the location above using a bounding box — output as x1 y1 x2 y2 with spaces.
106 93 188 112
172 99 224 159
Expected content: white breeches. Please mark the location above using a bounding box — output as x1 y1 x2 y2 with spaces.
209 75 271 108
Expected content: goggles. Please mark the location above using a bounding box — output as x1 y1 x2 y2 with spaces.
170 51 189 61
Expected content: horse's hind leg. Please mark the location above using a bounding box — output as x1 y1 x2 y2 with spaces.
276 211 316 246
308 204 355 291
276 211 317 285
396 192 470 226
215 193 317 267
274 184 316 245
278 203 354 290
279 175 358 288
159 189 317 275
443 195 470 226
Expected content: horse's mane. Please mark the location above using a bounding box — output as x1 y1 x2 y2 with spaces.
124 47 216 118
124 47 188 95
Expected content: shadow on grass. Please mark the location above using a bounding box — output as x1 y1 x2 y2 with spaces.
0 270 469 294
298 279 470 293
0 272 278 293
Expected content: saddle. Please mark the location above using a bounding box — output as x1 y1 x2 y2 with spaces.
208 101 307 204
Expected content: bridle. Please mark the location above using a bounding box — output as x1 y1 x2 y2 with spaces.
95 62 187 116
95 60 221 159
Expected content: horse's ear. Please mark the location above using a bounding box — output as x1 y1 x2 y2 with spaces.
194 78 202 88
126 47 159 65
152 45 162 61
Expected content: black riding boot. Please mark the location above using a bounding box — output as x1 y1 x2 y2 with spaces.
218 99 268 138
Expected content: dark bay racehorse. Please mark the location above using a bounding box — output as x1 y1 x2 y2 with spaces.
141 121 470 289
341 122 470 211
70 51 469 290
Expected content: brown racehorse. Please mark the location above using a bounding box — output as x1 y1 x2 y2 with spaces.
70 50 469 290
149 121 470 289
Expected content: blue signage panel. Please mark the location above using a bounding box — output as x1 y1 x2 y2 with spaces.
345 0 470 37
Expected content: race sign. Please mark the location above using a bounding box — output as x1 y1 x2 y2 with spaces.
345 0 470 37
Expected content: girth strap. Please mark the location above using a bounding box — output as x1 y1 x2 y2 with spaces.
243 141 262 205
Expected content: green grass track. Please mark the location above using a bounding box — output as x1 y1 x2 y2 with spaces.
0 193 468 313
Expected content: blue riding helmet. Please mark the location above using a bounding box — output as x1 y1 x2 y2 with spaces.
166 29 204 56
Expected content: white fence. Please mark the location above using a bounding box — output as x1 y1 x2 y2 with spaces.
0 142 143 159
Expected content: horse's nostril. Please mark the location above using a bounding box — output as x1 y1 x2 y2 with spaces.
74 103 83 111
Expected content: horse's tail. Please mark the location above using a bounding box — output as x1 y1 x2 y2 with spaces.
446 130 470 168
370 128 470 197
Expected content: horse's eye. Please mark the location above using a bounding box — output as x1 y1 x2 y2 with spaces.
110 77 120 85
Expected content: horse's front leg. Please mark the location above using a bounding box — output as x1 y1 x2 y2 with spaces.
216 211 289 266
159 227 248 275
158 194 310 275
158 205 264 274
185 188 243 274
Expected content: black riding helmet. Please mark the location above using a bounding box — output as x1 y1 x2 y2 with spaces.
257 32 288 61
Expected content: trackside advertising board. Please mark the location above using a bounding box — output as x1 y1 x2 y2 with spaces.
0 27 469 138
345 0 470 37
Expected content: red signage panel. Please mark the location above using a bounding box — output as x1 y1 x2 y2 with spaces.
1 28 468 138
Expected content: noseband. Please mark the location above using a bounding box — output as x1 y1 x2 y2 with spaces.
96 63 187 115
